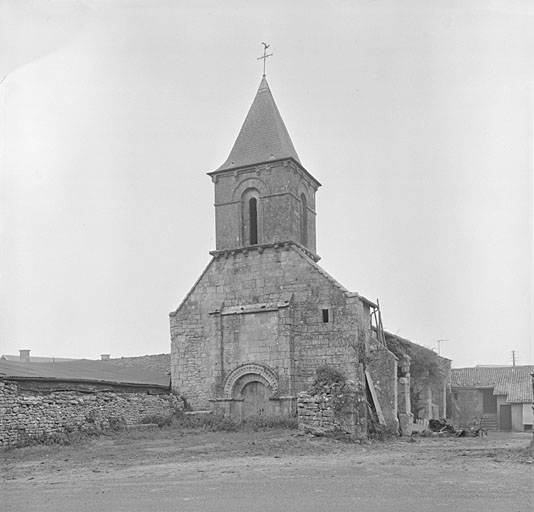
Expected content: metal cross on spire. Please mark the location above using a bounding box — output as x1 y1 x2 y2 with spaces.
257 42 273 77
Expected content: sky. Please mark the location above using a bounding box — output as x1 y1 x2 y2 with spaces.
1 0 532 367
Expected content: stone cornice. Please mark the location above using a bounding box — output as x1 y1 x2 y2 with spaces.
207 157 321 190
209 240 320 262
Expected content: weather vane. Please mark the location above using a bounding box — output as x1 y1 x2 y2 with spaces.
257 42 273 77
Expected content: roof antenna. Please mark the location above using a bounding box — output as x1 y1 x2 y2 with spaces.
257 42 273 77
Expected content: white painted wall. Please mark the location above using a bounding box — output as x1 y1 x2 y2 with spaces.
522 403 533 426
511 404 524 431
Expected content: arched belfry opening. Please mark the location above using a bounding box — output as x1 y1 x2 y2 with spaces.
242 188 261 246
301 193 308 247
249 197 258 245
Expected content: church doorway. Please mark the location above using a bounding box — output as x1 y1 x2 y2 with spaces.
224 364 279 417
241 380 270 417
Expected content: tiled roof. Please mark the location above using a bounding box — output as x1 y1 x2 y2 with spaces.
451 366 534 403
0 359 170 388
216 77 301 171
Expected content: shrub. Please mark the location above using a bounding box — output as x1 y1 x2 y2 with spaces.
311 365 346 394
107 416 127 431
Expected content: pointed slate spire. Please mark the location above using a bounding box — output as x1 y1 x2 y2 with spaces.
216 77 301 171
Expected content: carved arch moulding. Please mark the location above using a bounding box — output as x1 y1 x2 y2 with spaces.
223 363 279 399
232 177 270 202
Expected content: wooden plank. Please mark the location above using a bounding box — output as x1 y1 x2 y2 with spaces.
365 370 386 425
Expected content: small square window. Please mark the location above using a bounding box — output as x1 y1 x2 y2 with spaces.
322 309 329 323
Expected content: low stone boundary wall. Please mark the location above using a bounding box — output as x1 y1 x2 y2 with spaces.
297 381 367 440
0 380 182 447
297 392 338 434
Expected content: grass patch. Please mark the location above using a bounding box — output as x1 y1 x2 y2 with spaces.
140 414 174 428
6 412 298 450
6 415 128 449
142 411 297 432
8 429 93 449
242 415 298 431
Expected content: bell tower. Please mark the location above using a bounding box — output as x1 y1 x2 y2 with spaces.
171 62 382 434
208 77 321 258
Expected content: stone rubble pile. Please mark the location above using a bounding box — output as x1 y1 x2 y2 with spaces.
297 380 366 439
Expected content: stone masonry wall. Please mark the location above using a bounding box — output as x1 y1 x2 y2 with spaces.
297 379 367 440
212 161 318 254
297 392 337 435
0 380 182 447
170 244 367 411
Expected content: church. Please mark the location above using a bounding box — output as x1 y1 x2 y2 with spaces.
169 73 401 428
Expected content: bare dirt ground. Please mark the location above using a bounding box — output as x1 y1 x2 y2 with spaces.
2 428 533 512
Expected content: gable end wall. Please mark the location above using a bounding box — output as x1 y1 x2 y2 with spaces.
170 246 367 410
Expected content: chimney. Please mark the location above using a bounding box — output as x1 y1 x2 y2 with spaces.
19 349 30 363
101 354 110 361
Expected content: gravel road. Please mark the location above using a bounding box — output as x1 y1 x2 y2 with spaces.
2 429 532 511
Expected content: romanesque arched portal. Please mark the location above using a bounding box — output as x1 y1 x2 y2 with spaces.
223 363 279 416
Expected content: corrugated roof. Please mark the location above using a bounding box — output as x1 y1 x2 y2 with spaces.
109 353 170 375
1 355 79 363
215 77 301 171
0 359 170 388
451 366 534 403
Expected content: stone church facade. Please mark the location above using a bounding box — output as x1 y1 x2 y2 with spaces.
170 77 398 425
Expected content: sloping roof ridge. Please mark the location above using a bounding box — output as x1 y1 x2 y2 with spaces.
169 257 216 317
1 355 79 363
111 353 170 359
382 329 452 360
290 245 359 299
451 365 534 403
267 79 300 160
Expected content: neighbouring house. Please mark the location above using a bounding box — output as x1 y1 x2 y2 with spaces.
169 74 443 438
0 359 180 447
451 365 534 432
